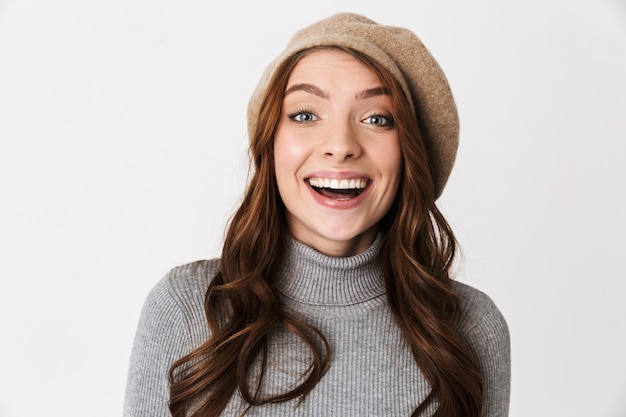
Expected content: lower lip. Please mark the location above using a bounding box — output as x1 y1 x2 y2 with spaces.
306 181 371 210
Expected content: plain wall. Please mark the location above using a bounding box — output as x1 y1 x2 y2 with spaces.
1 0 625 416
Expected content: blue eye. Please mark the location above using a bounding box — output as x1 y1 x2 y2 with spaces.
289 111 318 122
363 115 394 126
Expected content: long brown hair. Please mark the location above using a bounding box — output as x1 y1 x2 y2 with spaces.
168 46 483 417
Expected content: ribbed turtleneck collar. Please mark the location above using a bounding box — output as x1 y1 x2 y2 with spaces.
276 234 386 306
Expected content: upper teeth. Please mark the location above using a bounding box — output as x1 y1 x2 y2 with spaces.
308 178 367 189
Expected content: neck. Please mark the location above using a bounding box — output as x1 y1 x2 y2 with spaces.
286 225 380 257
276 233 386 306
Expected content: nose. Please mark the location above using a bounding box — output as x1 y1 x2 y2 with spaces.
320 122 362 161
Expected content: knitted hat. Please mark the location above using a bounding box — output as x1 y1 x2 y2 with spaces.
247 12 459 199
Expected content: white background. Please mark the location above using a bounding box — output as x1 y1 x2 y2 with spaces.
1 0 625 416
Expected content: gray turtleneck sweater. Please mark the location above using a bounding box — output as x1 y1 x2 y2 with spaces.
124 237 510 416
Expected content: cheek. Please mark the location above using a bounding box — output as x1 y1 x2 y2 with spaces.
274 128 314 169
378 140 403 186
386 163 403 206
273 133 305 188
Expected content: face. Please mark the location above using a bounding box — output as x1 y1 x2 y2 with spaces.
274 49 402 257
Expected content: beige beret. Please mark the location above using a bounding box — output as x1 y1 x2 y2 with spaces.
247 12 459 199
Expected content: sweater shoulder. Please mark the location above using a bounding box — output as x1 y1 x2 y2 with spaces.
451 280 509 338
123 259 220 417
162 258 220 302
157 259 220 347
451 281 511 416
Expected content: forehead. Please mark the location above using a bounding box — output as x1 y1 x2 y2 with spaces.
286 49 382 87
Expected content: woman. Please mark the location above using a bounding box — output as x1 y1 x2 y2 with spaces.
124 13 510 417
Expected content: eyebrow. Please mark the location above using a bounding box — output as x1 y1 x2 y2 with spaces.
284 83 329 98
355 87 390 100
284 83 390 100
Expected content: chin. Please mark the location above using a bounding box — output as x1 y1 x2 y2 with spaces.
319 224 378 246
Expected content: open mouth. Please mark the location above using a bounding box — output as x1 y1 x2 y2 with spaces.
306 177 369 200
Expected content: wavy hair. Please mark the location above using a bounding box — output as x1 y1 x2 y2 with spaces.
168 46 483 417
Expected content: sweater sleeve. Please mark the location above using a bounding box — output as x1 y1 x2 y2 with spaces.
455 283 511 417
123 275 189 417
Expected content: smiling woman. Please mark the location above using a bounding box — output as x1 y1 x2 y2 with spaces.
274 48 402 256
124 12 510 417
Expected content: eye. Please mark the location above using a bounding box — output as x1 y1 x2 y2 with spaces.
363 114 394 127
288 110 318 123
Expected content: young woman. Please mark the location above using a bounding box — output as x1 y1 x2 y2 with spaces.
124 13 510 417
